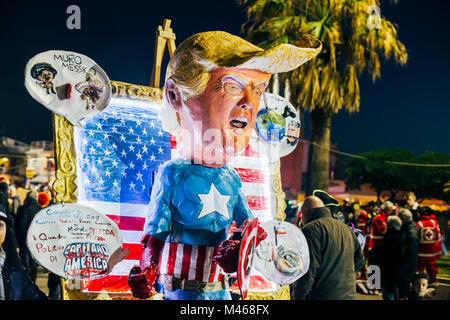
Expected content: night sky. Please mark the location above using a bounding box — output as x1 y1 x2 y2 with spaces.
0 0 449 156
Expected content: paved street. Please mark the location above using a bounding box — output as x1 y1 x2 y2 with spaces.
433 279 450 299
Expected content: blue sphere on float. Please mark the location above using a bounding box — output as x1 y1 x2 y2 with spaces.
255 108 286 143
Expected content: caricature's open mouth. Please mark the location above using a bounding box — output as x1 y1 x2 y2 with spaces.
229 117 248 129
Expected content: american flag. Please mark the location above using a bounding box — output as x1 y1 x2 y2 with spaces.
73 97 275 294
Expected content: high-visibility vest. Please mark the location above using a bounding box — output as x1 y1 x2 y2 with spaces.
417 217 442 260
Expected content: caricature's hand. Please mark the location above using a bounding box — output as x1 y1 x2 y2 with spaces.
128 265 157 299
213 239 241 274
128 235 164 299
213 220 266 273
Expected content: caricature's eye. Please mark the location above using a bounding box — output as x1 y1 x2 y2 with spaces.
223 82 243 95
253 88 264 97
253 84 266 97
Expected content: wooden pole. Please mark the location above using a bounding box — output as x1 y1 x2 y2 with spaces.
150 19 176 88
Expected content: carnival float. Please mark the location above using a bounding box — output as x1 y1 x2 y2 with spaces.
23 19 322 300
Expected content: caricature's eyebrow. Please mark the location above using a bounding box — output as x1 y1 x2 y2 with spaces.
254 80 269 88
222 75 268 89
222 75 250 87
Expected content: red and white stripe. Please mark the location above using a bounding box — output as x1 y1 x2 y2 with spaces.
159 243 223 283
80 135 273 293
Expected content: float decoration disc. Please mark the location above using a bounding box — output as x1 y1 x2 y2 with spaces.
254 220 309 285
253 93 301 162
25 50 112 127
27 203 127 280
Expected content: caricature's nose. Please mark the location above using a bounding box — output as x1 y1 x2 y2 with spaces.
240 104 252 110
238 87 258 110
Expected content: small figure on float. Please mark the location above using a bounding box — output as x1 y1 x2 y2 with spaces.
127 31 321 300
30 62 58 95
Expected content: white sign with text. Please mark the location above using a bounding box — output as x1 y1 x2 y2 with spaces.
27 203 127 279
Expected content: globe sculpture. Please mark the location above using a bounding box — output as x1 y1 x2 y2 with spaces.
255 108 286 143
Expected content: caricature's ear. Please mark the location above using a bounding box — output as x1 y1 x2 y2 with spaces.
164 78 182 111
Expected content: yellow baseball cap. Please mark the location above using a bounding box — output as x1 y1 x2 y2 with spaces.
168 31 322 76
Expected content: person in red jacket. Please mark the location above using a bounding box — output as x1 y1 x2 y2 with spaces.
357 209 369 235
357 201 377 236
416 206 442 288
367 201 396 253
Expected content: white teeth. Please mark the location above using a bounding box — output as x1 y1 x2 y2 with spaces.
231 117 248 123
230 116 249 130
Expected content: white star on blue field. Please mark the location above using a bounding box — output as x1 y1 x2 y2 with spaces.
74 102 171 205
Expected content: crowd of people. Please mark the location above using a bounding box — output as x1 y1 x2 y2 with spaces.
357 193 445 300
0 177 61 300
1 170 447 301
286 191 447 300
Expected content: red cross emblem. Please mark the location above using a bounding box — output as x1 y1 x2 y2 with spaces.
424 229 434 241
